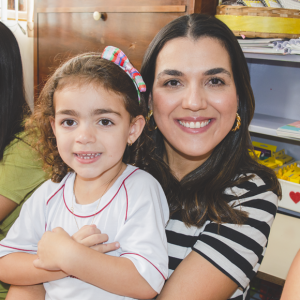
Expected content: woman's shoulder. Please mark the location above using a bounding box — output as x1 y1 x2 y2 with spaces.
224 173 278 205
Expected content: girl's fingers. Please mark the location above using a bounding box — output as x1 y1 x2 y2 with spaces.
72 225 101 243
91 242 120 253
80 233 109 247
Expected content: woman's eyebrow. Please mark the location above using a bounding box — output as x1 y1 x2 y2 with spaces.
204 68 231 77
157 69 184 79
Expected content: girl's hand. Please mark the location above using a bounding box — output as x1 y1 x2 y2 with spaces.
33 226 120 271
33 227 73 271
72 224 120 253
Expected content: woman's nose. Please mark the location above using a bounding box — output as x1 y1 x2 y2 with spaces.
76 125 96 144
181 85 208 111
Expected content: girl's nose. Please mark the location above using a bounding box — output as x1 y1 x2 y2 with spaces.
181 84 208 111
76 125 96 144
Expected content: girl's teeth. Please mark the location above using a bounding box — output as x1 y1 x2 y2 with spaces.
179 120 211 128
77 153 101 159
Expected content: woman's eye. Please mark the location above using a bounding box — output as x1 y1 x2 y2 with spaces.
99 119 113 126
165 80 180 87
209 78 224 86
62 119 76 127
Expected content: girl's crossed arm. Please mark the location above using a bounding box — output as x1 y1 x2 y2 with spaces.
0 225 119 285
34 227 157 299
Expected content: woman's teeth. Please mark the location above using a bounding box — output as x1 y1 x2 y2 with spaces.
179 120 211 128
76 153 101 159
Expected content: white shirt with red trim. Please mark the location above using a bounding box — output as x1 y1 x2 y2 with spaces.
0 165 169 300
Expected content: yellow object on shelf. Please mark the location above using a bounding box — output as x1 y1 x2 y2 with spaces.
215 5 300 38
276 162 300 184
259 157 279 169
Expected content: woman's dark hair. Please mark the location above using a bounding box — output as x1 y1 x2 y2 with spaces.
27 52 175 190
0 22 30 161
140 14 281 227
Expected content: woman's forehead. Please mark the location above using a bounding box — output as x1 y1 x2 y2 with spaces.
155 37 232 76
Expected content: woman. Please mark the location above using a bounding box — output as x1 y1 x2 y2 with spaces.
0 22 48 300
6 14 280 300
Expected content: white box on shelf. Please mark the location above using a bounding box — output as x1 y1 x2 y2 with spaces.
278 179 300 213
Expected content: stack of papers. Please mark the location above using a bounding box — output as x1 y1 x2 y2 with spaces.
277 120 300 139
238 38 300 55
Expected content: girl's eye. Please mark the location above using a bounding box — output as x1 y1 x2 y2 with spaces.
209 78 224 86
99 119 113 126
62 119 77 127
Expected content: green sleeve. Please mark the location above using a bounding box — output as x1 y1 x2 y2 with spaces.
0 135 48 241
0 137 47 204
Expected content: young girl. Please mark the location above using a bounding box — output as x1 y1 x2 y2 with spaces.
0 47 170 300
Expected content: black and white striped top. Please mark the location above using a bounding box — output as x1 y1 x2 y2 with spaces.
166 174 279 300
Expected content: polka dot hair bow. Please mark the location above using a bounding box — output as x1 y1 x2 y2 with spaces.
101 46 146 103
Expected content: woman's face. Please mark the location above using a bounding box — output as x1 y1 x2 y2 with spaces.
152 37 238 162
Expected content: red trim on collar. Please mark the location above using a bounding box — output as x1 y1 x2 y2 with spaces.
46 173 72 205
64 168 139 218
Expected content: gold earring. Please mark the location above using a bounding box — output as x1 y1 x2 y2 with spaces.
128 141 132 146
146 110 157 130
146 110 153 122
231 113 241 132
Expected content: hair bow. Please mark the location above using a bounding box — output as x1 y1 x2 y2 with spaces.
101 46 146 103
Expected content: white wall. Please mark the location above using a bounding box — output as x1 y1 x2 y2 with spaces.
5 20 34 110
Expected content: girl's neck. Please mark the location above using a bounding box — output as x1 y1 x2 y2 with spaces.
164 140 212 181
74 162 126 205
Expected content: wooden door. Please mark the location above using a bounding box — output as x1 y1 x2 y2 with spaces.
34 0 218 96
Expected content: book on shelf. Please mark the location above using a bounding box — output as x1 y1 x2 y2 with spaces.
277 120 300 139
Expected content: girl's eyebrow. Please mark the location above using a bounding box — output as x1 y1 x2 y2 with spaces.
56 109 79 117
93 108 121 116
55 108 121 117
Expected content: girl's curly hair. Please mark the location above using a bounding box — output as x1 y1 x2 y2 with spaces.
26 53 178 201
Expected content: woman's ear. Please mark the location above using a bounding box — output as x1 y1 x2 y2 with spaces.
128 115 146 145
148 93 153 111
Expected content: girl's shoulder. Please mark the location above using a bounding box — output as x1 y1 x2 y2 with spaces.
29 172 72 205
124 164 163 190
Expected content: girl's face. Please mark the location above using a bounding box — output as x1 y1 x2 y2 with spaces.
152 37 238 164
51 83 144 182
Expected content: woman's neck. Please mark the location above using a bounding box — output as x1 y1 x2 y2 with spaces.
74 162 126 205
164 140 211 181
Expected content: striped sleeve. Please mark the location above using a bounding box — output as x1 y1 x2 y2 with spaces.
192 175 278 290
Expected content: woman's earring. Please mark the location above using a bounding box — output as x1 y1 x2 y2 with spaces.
128 141 132 146
231 113 241 132
146 110 157 131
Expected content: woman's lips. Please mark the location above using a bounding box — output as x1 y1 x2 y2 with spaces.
179 119 211 129
175 118 213 133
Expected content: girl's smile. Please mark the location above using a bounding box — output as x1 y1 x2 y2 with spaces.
74 152 102 164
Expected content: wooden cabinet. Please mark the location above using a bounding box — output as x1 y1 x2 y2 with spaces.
34 0 218 96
